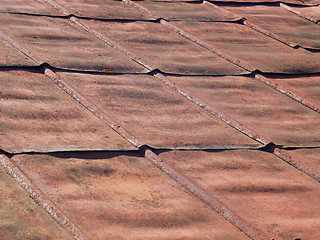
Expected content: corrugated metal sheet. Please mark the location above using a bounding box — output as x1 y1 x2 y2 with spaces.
208 0 320 6
0 0 60 15
169 75 320 147
159 149 320 239
0 13 146 73
56 72 259 148
83 20 248 75
11 152 250 240
221 5 320 49
0 164 73 239
0 70 134 153
285 5 320 23
174 21 320 74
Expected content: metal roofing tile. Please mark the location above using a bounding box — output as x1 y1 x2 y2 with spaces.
0 13 146 73
53 0 150 19
209 0 319 6
0 164 73 239
270 75 320 108
56 72 259 148
0 0 61 15
284 5 320 23
11 152 250 240
173 21 320 74
0 37 37 67
222 5 320 49
0 70 134 153
131 0 239 21
159 149 320 239
169 75 320 147
282 148 320 178
83 20 248 75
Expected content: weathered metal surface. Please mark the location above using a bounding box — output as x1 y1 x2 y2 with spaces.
0 70 135 153
159 149 320 239
223 5 320 49
53 0 150 19
11 152 250 240
174 21 320 74
131 0 239 21
282 148 320 179
0 37 37 67
83 20 247 75
270 75 320 109
169 75 320 147
210 0 320 6
283 5 320 23
0 0 61 15
0 163 73 239
0 13 146 73
57 72 259 148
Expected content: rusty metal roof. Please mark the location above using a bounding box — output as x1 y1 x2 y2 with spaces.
0 0 320 239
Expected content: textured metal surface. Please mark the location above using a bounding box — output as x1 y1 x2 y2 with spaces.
83 20 247 75
57 72 259 148
0 37 37 67
53 0 150 19
285 5 320 23
0 13 146 73
169 75 320 147
0 0 60 15
209 0 320 5
223 5 320 49
11 152 250 240
159 149 320 239
0 70 134 153
0 164 72 240
132 0 239 21
282 148 320 179
270 75 320 108
174 21 320 74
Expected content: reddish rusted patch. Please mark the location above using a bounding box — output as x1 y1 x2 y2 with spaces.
159 149 320 239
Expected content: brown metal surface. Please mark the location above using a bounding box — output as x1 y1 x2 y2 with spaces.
159 149 320 239
0 36 37 67
222 5 320 49
174 21 320 74
283 5 320 23
169 75 320 147
83 20 247 75
57 72 259 148
11 152 250 240
270 75 320 109
0 13 146 73
52 0 150 19
0 163 73 239
0 0 60 15
131 0 239 21
208 0 320 5
0 70 134 153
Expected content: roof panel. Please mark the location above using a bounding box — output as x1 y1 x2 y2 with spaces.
0 164 72 239
222 5 320 49
286 5 320 23
0 37 37 67
159 149 320 239
174 21 320 74
208 0 319 6
11 152 250 240
57 72 259 148
0 70 134 153
83 20 248 75
132 0 239 21
0 13 146 73
270 75 320 108
0 0 60 15
169 75 320 146
53 0 150 19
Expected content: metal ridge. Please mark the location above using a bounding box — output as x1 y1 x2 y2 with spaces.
0 154 89 240
280 3 320 23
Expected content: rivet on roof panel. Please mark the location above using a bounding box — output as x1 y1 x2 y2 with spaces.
0 164 73 239
174 21 320 74
159 149 320 239
0 70 135 153
0 13 147 73
57 72 260 149
169 75 320 147
11 152 251 240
